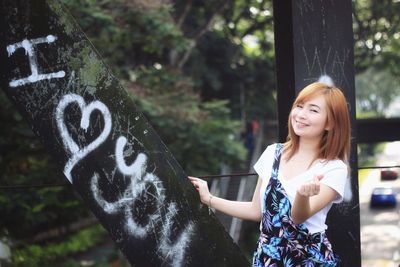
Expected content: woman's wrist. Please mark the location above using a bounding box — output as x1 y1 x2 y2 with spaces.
208 194 214 214
208 194 214 208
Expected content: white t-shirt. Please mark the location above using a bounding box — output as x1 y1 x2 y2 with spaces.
253 143 348 234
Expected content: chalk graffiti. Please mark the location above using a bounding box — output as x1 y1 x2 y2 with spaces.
55 94 193 266
56 93 112 183
302 46 351 86
7 35 65 87
114 135 194 265
158 203 195 266
296 0 315 17
115 136 147 179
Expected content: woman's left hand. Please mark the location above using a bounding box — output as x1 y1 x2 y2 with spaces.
297 174 324 197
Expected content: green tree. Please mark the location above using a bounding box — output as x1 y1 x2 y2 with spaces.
353 0 400 75
352 0 400 118
174 0 277 120
355 67 400 116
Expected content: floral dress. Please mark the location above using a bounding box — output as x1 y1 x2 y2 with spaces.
252 144 339 267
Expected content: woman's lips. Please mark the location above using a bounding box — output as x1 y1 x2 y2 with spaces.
295 121 308 128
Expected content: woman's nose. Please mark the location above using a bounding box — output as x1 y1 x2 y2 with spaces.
297 108 307 118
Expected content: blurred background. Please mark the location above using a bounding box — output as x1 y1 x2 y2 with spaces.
0 0 399 266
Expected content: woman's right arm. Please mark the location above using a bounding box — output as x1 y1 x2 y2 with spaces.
188 176 263 222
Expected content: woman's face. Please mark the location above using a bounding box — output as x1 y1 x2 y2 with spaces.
290 94 329 140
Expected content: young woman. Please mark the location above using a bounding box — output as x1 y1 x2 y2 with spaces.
189 82 351 266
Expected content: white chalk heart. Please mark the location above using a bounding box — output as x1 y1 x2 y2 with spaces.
56 93 112 183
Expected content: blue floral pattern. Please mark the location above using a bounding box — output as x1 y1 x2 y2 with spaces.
253 144 339 267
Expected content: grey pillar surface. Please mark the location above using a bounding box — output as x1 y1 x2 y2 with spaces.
273 1 361 266
0 1 249 266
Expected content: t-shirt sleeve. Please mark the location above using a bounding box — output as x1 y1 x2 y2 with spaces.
253 144 276 181
320 162 348 203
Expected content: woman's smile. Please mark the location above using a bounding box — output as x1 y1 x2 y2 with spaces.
294 120 309 128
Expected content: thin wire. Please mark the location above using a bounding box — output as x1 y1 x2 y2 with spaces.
0 182 71 190
357 165 400 170
1 165 399 190
198 172 257 179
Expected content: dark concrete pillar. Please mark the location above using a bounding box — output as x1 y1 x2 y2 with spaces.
273 1 361 266
0 1 249 266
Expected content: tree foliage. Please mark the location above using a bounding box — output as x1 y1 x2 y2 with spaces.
353 0 400 75
353 0 400 117
355 67 400 116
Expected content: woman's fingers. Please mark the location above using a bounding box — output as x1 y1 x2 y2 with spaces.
188 176 208 189
298 176 321 196
188 176 208 186
188 176 210 204
188 176 206 185
191 181 199 188
188 176 199 185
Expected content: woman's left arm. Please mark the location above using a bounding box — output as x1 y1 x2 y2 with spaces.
291 174 338 225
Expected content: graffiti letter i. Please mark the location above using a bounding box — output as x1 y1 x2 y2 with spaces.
7 35 65 87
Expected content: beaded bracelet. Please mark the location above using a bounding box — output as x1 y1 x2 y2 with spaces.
208 194 214 214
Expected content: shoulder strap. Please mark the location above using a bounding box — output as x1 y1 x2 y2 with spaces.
271 143 283 177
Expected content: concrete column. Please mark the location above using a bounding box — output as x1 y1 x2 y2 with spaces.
273 1 361 266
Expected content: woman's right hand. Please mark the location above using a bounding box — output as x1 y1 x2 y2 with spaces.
297 174 324 197
188 176 211 205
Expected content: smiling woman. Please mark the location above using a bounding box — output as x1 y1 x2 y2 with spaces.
189 82 352 266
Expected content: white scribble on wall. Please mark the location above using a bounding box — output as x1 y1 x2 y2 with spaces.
302 46 351 87
158 202 195 266
115 136 147 179
7 35 65 87
55 93 193 265
112 135 194 266
56 93 112 183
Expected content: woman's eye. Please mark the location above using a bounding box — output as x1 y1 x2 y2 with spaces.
310 109 318 113
296 104 303 108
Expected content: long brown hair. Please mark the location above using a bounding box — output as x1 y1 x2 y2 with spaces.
283 82 351 163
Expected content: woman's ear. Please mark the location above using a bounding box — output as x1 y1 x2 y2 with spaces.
325 122 332 131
